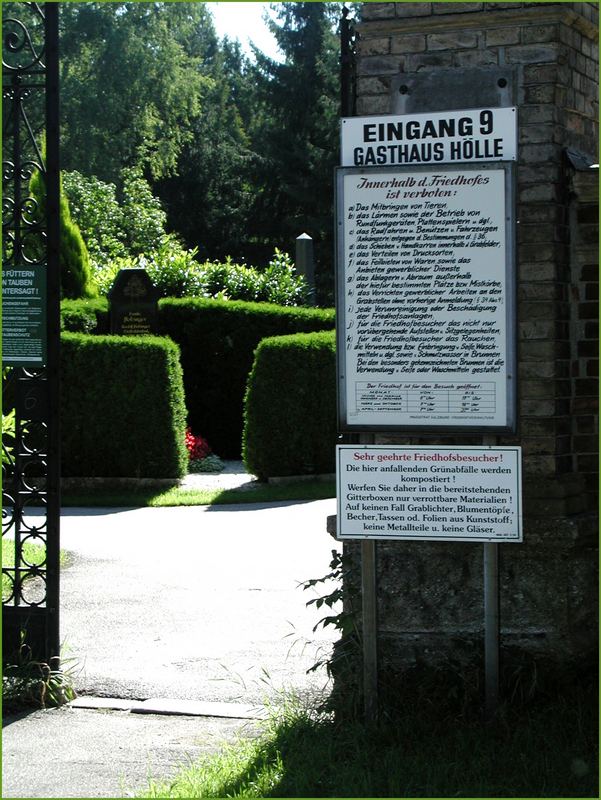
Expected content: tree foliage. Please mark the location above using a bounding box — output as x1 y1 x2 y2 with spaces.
59 2 213 183
154 38 256 262
246 3 340 295
62 168 168 264
58 2 344 303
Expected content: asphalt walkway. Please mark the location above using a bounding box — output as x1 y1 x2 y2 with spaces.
2 470 340 798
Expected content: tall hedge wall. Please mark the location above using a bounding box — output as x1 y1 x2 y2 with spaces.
61 297 335 458
61 332 187 478
158 298 335 456
243 331 337 480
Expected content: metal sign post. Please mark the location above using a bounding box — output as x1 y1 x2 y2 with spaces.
483 434 500 720
483 540 500 719
359 432 378 724
361 538 378 725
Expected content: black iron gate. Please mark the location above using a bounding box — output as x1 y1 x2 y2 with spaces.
340 5 357 118
2 2 61 663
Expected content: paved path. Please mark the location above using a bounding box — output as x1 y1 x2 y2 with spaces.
3 496 340 798
3 706 259 799
60 499 340 703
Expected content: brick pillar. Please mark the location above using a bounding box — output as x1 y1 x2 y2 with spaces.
337 2 598 678
569 168 599 508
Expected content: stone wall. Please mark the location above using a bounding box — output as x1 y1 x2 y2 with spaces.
569 168 599 509
338 2 598 677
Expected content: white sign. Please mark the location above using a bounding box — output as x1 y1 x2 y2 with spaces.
337 445 522 543
341 107 517 167
337 164 515 432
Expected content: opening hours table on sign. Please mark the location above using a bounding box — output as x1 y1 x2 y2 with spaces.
354 382 497 417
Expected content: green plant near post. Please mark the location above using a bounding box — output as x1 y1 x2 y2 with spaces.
259 249 309 306
3 633 77 714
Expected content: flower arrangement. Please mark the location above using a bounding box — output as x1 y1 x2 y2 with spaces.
184 429 224 473
185 429 211 461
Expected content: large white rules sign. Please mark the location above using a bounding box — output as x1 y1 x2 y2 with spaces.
337 164 516 432
337 445 522 543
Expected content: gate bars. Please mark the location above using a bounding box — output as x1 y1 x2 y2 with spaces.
340 5 356 119
2 2 61 663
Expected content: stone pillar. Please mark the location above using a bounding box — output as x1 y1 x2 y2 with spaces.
569 166 599 510
340 2 598 678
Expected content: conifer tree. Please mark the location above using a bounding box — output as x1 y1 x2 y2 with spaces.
30 162 98 299
248 2 340 297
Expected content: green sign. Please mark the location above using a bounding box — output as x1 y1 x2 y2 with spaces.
2 265 47 367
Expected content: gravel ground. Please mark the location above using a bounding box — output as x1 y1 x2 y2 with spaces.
179 460 260 491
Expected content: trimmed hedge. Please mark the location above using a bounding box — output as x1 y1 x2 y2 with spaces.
158 298 335 457
61 297 109 334
61 296 335 457
61 332 188 478
242 330 336 480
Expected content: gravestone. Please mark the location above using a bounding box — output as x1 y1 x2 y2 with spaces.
108 269 159 335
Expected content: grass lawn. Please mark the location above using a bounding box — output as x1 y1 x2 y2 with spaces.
2 538 70 601
3 537 47 601
143 685 598 798
61 479 336 508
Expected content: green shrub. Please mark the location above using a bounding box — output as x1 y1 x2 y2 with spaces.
119 166 168 255
90 246 308 306
192 258 264 302
143 239 205 297
62 171 127 263
60 332 187 478
91 257 136 297
159 298 335 457
62 167 168 263
91 256 133 297
90 240 204 299
243 331 337 480
60 298 109 334
191 250 308 306
260 249 309 306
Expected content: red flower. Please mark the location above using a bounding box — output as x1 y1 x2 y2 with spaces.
185 429 212 461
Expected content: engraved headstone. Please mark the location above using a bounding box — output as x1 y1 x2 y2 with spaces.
108 269 159 335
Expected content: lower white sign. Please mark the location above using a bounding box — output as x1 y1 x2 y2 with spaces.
337 445 522 542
